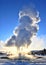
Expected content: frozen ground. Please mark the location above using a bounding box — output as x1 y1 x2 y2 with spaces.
0 58 46 65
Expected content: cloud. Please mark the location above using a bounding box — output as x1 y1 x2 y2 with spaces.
0 41 5 48
0 41 6 52
29 36 46 50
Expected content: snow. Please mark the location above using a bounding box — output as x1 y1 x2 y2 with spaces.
0 58 46 65
0 55 46 65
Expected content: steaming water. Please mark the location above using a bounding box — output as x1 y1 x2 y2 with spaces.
0 57 46 65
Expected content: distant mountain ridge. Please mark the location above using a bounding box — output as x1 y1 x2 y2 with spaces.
30 49 46 55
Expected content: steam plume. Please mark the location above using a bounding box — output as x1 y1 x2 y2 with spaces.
6 7 40 47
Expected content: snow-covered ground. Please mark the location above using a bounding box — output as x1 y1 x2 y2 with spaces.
0 57 46 65
0 54 46 65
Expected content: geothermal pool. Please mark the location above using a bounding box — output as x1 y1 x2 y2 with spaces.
0 58 46 65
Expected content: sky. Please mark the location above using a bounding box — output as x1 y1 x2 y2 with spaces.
0 0 46 42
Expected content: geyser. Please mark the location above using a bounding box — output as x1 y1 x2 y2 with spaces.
3 6 40 59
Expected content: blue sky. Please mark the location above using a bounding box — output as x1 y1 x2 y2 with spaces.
0 0 46 41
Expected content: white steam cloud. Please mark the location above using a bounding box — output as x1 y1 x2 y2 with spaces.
0 35 46 51
6 7 40 47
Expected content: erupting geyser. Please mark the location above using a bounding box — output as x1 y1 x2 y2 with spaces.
3 6 40 59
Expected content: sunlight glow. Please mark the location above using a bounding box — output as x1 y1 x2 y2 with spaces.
2 44 33 59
